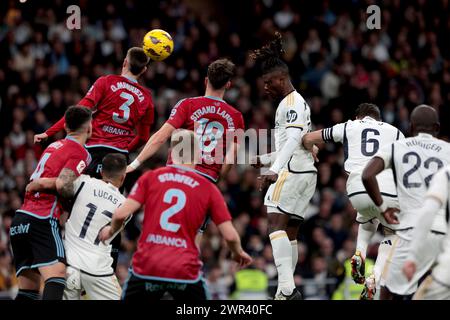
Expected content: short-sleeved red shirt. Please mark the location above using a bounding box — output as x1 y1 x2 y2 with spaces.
18 137 91 220
166 96 245 181
128 165 231 281
79 75 154 152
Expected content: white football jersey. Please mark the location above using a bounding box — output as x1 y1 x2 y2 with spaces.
376 133 450 232
64 175 126 276
424 165 450 285
273 90 316 173
322 116 403 196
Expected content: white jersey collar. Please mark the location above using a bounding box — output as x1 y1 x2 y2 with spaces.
417 132 433 139
362 116 376 121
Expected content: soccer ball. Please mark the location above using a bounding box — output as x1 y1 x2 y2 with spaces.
142 29 174 62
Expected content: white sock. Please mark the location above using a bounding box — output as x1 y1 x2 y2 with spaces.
270 230 295 295
356 219 379 258
290 240 298 273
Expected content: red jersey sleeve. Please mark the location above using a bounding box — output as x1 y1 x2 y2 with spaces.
128 172 151 205
208 184 232 226
234 112 245 145
166 99 189 129
45 117 66 137
62 152 88 177
128 106 154 152
78 76 107 108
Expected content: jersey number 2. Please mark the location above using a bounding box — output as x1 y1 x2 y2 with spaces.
113 92 134 124
160 189 186 233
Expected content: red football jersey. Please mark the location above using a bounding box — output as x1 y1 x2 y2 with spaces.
18 137 91 220
128 165 231 282
79 75 154 152
166 96 245 181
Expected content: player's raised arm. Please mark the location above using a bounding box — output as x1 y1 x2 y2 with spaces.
128 105 154 152
302 130 324 151
127 122 176 172
34 79 104 144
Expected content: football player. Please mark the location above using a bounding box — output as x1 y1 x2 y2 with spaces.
362 105 450 299
10 106 92 300
302 103 404 299
99 130 252 300
251 33 316 300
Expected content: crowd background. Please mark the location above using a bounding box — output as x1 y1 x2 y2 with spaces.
1 0 450 299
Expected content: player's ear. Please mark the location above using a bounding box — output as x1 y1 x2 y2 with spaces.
225 81 231 90
434 122 440 136
204 77 208 88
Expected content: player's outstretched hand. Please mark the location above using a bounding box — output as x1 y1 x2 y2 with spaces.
98 226 113 244
34 133 48 144
232 250 253 268
257 171 278 191
382 207 400 224
126 165 135 174
402 260 417 281
250 156 264 169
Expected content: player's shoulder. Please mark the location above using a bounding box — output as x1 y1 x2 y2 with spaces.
279 90 308 111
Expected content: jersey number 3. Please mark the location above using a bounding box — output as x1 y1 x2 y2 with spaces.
160 189 186 233
113 92 134 124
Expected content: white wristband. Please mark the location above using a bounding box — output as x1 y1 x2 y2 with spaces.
378 202 388 212
129 159 141 170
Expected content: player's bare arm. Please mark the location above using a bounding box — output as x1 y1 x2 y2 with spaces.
362 157 399 224
127 123 176 173
302 130 323 151
26 178 57 193
99 198 141 242
55 168 78 198
217 221 252 268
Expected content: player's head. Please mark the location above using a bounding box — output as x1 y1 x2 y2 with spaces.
354 103 381 121
410 104 440 137
123 47 150 77
64 106 92 139
251 32 290 99
101 153 128 188
170 129 201 166
206 58 235 91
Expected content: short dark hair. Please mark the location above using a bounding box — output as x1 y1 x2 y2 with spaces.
127 47 150 75
101 154 127 178
250 32 289 75
207 59 235 90
355 103 381 121
65 106 92 132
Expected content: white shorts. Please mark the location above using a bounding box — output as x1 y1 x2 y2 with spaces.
413 275 450 300
264 170 317 219
349 192 399 227
381 229 444 296
64 266 122 300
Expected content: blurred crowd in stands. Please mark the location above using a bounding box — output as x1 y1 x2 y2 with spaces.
1 0 449 299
